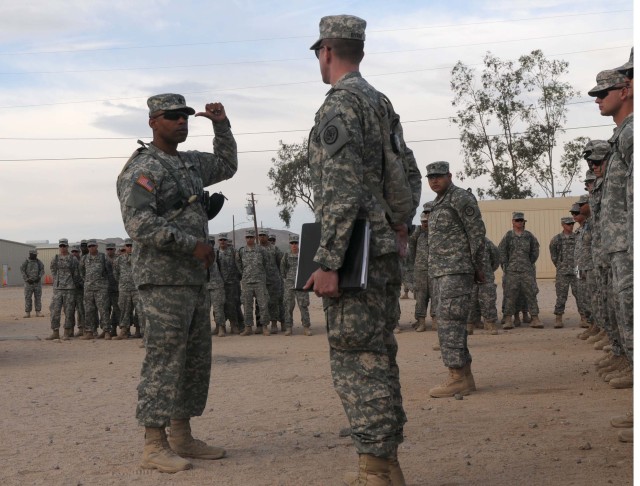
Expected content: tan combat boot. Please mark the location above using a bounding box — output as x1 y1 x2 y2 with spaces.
74 327 85 337
554 314 563 328
104 330 113 340
579 314 589 328
604 364 630 383
618 428 633 443
594 334 610 350
113 327 130 340
133 326 142 338
239 326 253 336
45 329 60 340
530 315 544 329
578 324 595 340
611 412 633 428
429 367 473 398
141 427 192 473
343 453 391 486
388 452 406 486
522 312 532 324
400 290 409 300
80 330 95 340
96 330 106 339
218 325 226 338
269 320 278 335
414 317 427 333
35 311 44 317
609 370 633 389
463 362 477 391
23 312 30 318
168 419 225 460
466 323 474 335
513 312 522 327
594 351 613 366
303 327 313 336
62 328 73 340
587 329 605 344
254 325 263 335
431 316 438 331
229 323 239 335
484 319 499 335
502 315 514 330
263 324 271 336
284 328 292 336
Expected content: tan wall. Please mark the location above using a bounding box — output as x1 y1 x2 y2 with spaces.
478 197 582 281
0 239 37 286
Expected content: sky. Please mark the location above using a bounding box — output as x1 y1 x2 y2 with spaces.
0 0 634 244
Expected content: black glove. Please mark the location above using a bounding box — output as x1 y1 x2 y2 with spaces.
207 192 227 220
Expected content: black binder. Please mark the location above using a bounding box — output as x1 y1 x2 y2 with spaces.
294 219 370 291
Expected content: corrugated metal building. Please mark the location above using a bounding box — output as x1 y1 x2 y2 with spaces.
477 197 581 281
0 239 37 286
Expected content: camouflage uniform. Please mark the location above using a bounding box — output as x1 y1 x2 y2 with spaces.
113 245 143 333
20 252 45 313
549 223 578 315
236 239 271 327
280 238 311 331
409 224 432 320
499 224 540 317
260 235 282 326
70 246 86 331
217 239 242 331
80 246 111 334
116 93 238 427
573 209 593 322
207 249 226 330
400 252 414 297
428 174 486 368
467 237 500 325
269 235 286 325
105 245 121 329
50 242 81 332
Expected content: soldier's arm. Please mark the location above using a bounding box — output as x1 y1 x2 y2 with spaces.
488 239 501 272
235 250 243 276
280 254 288 279
456 192 486 273
530 234 540 264
191 118 238 187
38 261 45 279
549 236 558 266
498 234 509 270
20 261 28 281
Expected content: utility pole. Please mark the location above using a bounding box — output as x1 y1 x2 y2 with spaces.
248 193 258 236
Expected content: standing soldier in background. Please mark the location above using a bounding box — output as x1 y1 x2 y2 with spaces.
259 229 281 335
574 196 596 335
280 234 312 336
21 249 45 318
207 237 227 337
48 238 81 340
70 245 86 336
467 236 500 335
400 250 414 300
426 161 486 398
117 94 237 472
269 233 286 331
217 233 242 334
549 216 578 328
105 242 121 331
499 212 543 329
237 229 271 336
79 239 111 340
80 239 89 257
113 238 142 339
409 204 433 333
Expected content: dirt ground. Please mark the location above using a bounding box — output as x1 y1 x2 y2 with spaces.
0 281 633 486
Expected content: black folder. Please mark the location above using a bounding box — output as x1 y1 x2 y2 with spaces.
294 219 370 291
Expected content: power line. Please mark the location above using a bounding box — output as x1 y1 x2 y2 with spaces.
0 123 615 161
0 9 629 56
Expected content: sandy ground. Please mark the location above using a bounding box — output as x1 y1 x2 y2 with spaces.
0 281 633 486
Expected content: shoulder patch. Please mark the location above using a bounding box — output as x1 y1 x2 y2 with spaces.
464 205 475 217
135 174 155 193
320 116 349 157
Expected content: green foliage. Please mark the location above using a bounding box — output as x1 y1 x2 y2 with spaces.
267 139 314 227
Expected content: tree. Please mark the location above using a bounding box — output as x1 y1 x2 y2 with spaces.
451 50 582 199
557 136 590 197
267 139 313 227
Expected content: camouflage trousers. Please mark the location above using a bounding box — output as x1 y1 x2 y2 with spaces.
432 273 473 369
503 271 539 316
324 253 406 458
283 286 310 328
84 288 111 333
118 289 142 328
467 281 498 324
596 265 624 356
241 282 270 326
73 288 85 327
49 288 76 330
24 283 43 312
137 284 211 427
413 270 432 319
208 286 226 327
610 251 633 365
109 290 120 328
554 273 578 315
266 281 281 323
223 282 241 326
575 273 591 320
402 266 414 294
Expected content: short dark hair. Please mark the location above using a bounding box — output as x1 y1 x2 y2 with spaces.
325 39 364 64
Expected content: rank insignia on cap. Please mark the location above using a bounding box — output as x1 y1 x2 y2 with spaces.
135 174 155 192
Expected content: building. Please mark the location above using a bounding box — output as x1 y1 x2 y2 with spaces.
0 239 37 286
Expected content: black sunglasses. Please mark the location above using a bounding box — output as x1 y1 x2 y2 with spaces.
590 159 605 166
157 111 189 121
570 212 579 216
513 219 525 222
595 85 628 99
314 45 330 59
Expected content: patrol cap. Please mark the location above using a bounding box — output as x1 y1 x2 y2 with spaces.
512 212 525 220
578 194 589 205
258 228 268 236
268 233 276 240
310 15 366 50
582 140 610 161
426 161 450 176
29 249 37 255
87 238 97 247
561 216 575 225
218 232 228 240
124 238 133 245
289 234 299 243
422 201 434 212
71 245 80 252
80 239 88 246
147 93 195 117
614 47 633 74
584 170 596 183
570 203 580 214
59 238 69 246
245 229 255 237
106 242 116 249
588 70 627 97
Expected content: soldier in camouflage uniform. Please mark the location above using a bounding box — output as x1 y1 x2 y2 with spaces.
113 238 143 339
499 212 544 329
409 205 433 333
400 252 414 300
258 229 282 334
117 94 237 472
207 237 227 337
236 229 271 335
79 239 111 339
269 233 287 329
21 249 45 318
217 233 242 334
306 15 423 484
48 238 81 340
467 236 500 335
425 162 485 399
590 67 634 391
571 204 591 326
69 245 86 336
549 216 578 328
105 242 121 331
280 234 311 336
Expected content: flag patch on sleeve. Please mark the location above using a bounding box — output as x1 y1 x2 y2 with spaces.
135 174 155 192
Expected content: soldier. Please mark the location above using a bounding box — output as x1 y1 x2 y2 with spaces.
574 196 596 335
499 212 543 329
409 204 433 333
280 233 312 336
400 251 414 300
80 239 89 257
467 236 500 335
305 15 423 484
117 93 237 472
590 67 633 390
70 245 86 336
217 233 242 334
105 242 121 331
269 232 286 330
549 216 578 328
20 249 45 318
236 229 271 336
48 238 81 340
425 161 485 399
79 239 111 340
207 237 227 337
113 238 143 339
258 229 282 334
